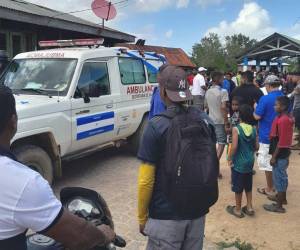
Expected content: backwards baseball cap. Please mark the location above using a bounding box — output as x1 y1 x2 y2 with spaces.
264 75 281 85
198 67 207 72
157 65 192 102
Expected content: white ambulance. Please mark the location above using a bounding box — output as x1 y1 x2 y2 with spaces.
0 39 165 183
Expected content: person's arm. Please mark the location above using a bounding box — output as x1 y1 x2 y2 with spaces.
253 96 265 121
45 211 115 250
14 174 115 250
200 76 207 90
253 113 261 120
138 163 155 234
270 146 280 167
221 90 230 129
136 121 160 234
228 127 239 165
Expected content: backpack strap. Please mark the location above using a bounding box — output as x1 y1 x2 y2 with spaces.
157 105 188 120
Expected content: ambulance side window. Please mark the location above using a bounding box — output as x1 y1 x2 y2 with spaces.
119 58 146 85
146 59 163 83
76 62 110 98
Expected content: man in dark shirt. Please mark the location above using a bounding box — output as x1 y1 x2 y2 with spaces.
137 65 213 250
231 71 264 107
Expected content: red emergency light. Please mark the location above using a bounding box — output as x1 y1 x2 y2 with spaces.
38 38 104 48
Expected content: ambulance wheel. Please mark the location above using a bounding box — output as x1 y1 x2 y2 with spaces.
14 145 54 184
129 116 148 155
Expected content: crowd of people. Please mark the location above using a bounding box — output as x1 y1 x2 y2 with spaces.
138 65 299 249
190 68 298 214
0 60 299 249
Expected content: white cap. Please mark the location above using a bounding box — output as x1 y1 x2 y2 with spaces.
198 67 207 72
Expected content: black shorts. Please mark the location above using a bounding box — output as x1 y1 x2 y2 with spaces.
294 108 300 129
231 168 253 194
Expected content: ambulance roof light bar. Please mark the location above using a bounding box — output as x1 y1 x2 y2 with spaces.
39 38 104 48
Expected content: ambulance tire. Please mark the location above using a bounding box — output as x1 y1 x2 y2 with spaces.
129 116 148 155
14 145 54 184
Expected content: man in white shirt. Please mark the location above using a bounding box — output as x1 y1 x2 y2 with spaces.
192 67 207 110
0 85 115 250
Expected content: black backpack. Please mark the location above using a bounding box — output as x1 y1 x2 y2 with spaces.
159 106 219 216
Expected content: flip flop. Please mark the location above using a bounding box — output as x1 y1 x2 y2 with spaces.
226 205 245 218
242 206 255 216
257 188 274 196
263 203 286 213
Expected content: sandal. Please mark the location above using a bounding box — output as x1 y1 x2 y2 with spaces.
242 206 255 216
263 203 286 213
257 188 274 196
226 205 245 218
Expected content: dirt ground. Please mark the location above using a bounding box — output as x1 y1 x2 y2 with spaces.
55 148 300 250
206 150 300 250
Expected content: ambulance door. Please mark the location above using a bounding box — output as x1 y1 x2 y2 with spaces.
70 60 116 152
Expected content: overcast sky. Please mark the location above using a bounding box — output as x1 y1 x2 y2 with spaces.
26 0 300 53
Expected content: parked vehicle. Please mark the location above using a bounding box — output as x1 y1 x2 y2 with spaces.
0 39 165 183
27 187 126 250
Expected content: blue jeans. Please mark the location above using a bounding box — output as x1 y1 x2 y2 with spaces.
273 158 289 192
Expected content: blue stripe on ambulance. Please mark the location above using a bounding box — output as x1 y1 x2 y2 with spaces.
77 112 114 126
76 112 114 140
77 125 114 140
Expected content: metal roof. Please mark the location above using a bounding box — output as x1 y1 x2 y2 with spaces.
116 43 196 68
237 32 300 62
0 0 135 42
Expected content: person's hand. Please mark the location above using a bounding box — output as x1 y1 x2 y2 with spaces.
253 102 258 110
270 157 276 167
228 160 233 168
98 224 116 245
139 224 147 236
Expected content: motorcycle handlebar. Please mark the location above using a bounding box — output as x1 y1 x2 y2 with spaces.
113 235 126 248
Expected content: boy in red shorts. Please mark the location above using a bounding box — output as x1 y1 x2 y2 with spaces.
264 96 294 213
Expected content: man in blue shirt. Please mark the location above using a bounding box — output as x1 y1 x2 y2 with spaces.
254 75 283 196
223 72 236 95
148 86 166 120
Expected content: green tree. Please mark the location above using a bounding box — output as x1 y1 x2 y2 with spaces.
224 34 257 72
191 33 226 72
191 33 257 72
287 57 300 73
